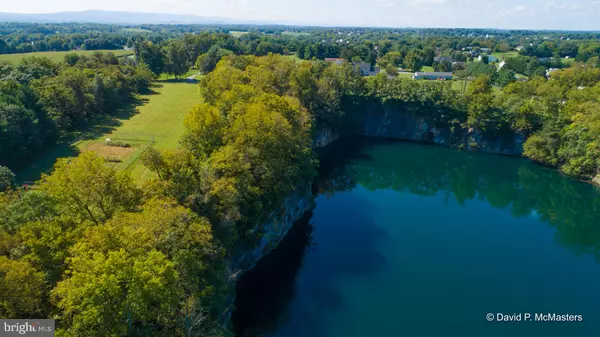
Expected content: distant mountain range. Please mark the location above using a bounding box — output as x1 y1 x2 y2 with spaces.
0 10 269 25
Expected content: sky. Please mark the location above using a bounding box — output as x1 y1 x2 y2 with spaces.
3 0 600 30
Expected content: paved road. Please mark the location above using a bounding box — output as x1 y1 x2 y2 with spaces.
185 72 202 81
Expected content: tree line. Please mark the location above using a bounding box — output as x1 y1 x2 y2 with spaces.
0 52 155 169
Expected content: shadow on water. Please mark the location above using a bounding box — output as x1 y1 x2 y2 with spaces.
270 194 387 337
232 211 314 337
233 137 390 337
233 194 388 337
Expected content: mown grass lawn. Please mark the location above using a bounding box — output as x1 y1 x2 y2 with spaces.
0 49 134 64
283 53 304 63
282 31 311 36
491 51 519 60
16 81 201 184
230 31 249 38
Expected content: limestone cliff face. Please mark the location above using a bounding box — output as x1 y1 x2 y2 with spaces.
229 184 314 274
224 183 314 325
315 105 524 155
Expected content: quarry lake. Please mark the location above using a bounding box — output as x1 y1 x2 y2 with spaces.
232 137 600 337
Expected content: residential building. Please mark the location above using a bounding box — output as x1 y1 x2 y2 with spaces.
434 56 454 63
353 62 380 76
478 55 499 62
325 58 346 65
413 72 453 80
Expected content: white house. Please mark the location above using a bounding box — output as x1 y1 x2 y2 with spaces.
413 72 453 80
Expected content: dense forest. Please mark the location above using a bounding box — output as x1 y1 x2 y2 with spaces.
1 23 600 336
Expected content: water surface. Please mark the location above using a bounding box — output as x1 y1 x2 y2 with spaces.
233 138 600 337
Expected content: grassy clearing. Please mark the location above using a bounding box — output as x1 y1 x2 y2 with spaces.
452 80 470 93
282 31 310 36
562 57 575 65
17 81 201 184
0 49 133 64
491 51 519 60
158 69 200 81
122 28 152 33
230 31 249 38
283 53 303 63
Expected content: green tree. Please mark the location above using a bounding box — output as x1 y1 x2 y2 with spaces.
40 152 140 224
0 166 16 192
164 40 189 79
404 51 423 72
136 41 165 75
0 257 45 318
53 249 180 336
196 46 233 74
496 68 516 87
181 104 225 158
385 64 398 76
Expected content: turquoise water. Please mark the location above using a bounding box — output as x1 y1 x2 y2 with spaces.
233 138 600 337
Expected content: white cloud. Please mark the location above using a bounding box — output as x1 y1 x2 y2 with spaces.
514 5 528 11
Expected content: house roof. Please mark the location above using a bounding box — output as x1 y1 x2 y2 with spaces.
415 72 453 76
434 56 454 62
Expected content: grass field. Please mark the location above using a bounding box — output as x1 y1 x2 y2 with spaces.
283 53 304 63
158 69 200 81
230 31 249 38
122 28 152 33
491 51 519 60
562 57 575 65
16 81 201 184
0 49 134 64
282 31 311 36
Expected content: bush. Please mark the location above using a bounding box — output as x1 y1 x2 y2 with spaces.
106 141 132 148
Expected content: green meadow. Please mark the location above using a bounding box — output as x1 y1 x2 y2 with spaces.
0 49 134 64
17 81 201 184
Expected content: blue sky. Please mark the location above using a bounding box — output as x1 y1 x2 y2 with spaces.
4 0 600 30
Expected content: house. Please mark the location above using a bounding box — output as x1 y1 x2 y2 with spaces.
413 72 453 80
515 46 524 51
325 58 346 65
480 48 491 52
353 62 380 76
498 60 506 69
452 61 466 70
546 68 559 78
478 55 499 62
434 56 454 63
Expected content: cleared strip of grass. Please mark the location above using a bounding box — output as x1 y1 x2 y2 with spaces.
230 31 249 38
17 81 201 184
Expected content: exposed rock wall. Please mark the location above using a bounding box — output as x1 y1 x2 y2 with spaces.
315 104 524 155
229 183 314 275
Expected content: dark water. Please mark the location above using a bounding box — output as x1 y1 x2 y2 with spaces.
233 137 600 337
